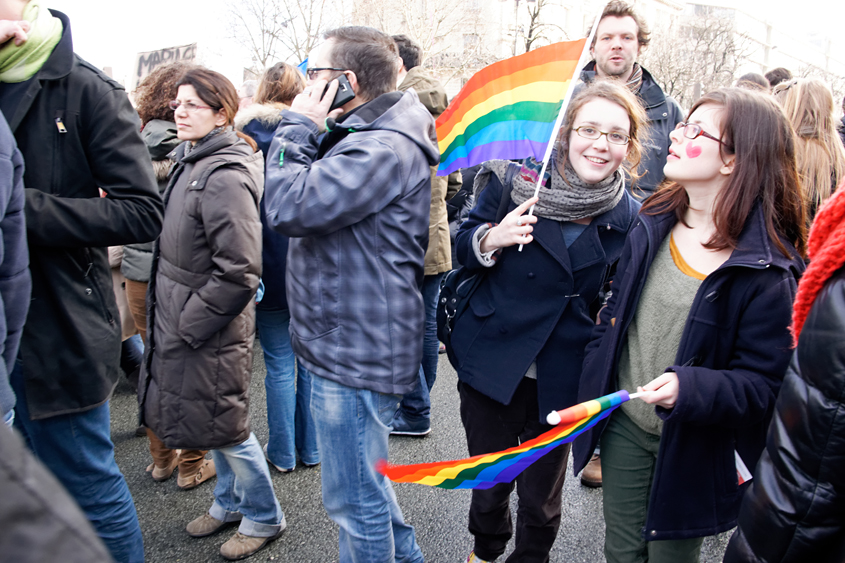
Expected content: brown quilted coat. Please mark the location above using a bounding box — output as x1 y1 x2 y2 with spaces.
139 132 263 450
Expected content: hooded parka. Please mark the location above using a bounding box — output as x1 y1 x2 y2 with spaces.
140 132 263 450
264 91 439 395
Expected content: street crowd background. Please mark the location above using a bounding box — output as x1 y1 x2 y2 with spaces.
0 0 844 562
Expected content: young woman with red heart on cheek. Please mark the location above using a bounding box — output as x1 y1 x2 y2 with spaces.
573 88 807 563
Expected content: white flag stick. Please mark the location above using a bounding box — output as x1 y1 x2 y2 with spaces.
518 7 604 251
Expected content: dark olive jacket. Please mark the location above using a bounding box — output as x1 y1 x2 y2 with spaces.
140 132 263 450
0 11 163 419
724 267 845 563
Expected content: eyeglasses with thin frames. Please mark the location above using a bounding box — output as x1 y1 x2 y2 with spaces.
675 122 722 144
168 100 212 113
305 67 346 80
573 126 630 145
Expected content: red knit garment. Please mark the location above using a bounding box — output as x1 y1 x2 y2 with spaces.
791 180 845 344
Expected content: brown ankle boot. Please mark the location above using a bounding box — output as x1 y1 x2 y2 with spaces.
146 456 178 482
177 458 216 490
580 454 603 488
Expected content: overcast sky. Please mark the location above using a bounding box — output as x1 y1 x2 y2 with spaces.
49 0 248 85
47 0 844 88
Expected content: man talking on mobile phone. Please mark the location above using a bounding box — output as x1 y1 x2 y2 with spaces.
263 26 438 562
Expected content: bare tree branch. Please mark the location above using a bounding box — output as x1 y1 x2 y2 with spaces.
227 0 334 72
641 9 753 108
523 0 568 53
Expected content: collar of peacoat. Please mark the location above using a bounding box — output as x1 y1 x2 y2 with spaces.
37 10 74 81
641 201 804 274
580 61 668 111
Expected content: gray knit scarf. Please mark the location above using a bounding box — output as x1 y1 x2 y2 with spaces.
502 151 625 221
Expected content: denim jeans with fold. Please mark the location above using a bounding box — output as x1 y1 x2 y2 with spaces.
11 362 144 563
257 308 319 469
309 372 424 563
210 432 285 537
397 272 445 424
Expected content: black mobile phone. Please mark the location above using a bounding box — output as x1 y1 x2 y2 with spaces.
322 74 355 111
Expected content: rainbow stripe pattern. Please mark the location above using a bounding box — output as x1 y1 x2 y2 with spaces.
377 390 630 490
435 39 586 177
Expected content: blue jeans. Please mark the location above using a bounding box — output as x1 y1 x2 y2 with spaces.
210 433 285 537
309 373 424 563
257 308 319 468
397 272 444 423
11 362 144 563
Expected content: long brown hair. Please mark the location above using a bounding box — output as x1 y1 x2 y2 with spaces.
773 78 845 212
176 67 258 152
556 79 647 183
642 87 807 258
254 62 306 106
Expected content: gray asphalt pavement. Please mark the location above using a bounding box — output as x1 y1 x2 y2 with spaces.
111 342 730 562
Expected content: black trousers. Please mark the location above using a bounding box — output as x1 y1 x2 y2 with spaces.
459 378 570 563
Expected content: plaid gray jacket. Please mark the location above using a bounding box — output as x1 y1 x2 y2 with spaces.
264 90 439 395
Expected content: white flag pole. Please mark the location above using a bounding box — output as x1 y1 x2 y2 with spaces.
518 7 604 251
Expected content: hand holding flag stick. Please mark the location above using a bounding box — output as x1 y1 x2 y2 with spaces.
545 391 645 425
377 390 647 490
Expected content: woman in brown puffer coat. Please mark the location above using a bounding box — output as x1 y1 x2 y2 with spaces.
138 67 285 560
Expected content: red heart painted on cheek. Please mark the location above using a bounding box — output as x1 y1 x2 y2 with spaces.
685 144 702 158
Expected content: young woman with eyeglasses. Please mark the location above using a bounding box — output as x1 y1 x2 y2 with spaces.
139 67 286 561
452 80 645 563
573 87 807 563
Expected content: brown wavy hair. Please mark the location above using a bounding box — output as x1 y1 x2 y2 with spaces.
135 61 196 126
590 0 650 49
176 67 258 152
641 87 807 258
254 62 306 106
556 79 647 183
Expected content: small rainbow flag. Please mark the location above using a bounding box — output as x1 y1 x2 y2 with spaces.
435 39 587 177
377 390 631 490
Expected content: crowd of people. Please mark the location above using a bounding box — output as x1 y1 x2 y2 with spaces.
0 0 843 562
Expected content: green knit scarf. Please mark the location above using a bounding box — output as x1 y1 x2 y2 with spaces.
0 0 62 83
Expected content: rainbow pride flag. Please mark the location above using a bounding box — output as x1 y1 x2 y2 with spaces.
435 39 587 177
377 390 630 490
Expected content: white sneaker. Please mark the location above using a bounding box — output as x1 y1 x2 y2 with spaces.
467 551 496 562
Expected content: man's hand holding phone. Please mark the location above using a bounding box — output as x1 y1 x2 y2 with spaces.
290 77 351 132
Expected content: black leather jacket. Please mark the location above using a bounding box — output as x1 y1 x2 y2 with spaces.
724 267 845 562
